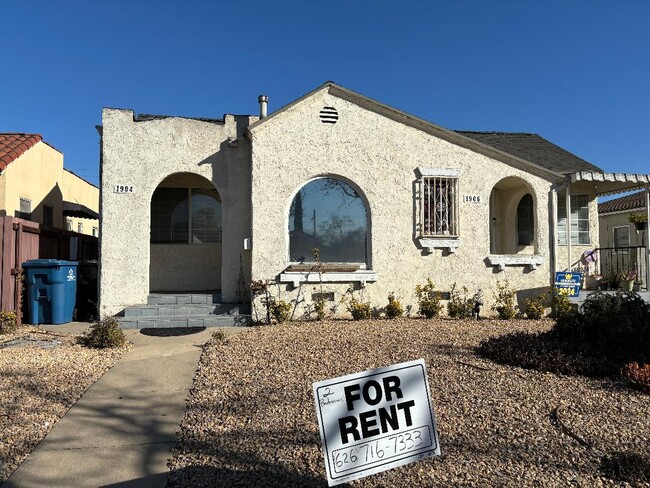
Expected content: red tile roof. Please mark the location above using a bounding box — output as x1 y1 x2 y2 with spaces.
0 133 42 171
598 190 646 214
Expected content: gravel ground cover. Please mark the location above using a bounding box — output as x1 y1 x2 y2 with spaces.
0 326 129 483
169 318 650 487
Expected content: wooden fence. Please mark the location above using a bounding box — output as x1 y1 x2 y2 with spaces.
0 216 98 324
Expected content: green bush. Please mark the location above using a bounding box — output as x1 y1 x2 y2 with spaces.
343 287 371 321
562 292 650 363
549 289 574 318
415 279 443 319
447 283 475 319
349 301 371 321
0 310 18 334
270 300 292 324
384 292 404 319
491 280 517 320
85 317 126 348
524 294 546 320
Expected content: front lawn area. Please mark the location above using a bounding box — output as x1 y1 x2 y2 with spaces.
169 318 650 487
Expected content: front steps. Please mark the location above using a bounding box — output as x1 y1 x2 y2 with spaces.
116 292 251 329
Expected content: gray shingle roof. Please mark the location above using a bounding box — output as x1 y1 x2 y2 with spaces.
456 132 602 175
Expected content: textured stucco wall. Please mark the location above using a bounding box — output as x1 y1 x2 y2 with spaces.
249 86 561 316
150 244 221 291
100 109 253 316
2 141 98 233
599 212 643 248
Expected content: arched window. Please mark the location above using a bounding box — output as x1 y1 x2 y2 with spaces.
289 177 368 263
517 193 534 246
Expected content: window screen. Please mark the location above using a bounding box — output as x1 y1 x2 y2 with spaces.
517 194 534 245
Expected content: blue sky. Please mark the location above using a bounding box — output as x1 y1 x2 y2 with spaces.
2 1 649 187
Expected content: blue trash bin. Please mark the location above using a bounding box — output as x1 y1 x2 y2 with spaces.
23 259 78 325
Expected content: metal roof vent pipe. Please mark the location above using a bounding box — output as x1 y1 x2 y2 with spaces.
258 95 268 118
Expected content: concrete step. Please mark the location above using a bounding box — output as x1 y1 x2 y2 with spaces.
117 314 251 329
147 292 222 305
122 303 239 318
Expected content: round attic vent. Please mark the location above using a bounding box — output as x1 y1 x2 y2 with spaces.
319 106 339 124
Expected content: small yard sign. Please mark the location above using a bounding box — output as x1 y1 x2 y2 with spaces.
554 271 583 297
313 359 440 486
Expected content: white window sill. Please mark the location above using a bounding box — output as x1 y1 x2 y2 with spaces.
487 254 543 272
278 270 378 288
418 238 460 254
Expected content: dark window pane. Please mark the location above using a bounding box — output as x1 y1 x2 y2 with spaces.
191 188 221 243
517 194 534 245
289 178 367 263
151 188 189 244
43 205 53 227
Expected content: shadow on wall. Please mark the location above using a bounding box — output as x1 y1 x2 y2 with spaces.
14 184 63 225
516 286 551 307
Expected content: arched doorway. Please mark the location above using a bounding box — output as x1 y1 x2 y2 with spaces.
150 172 222 292
489 177 537 255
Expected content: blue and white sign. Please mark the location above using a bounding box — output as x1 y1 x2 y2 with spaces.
313 359 440 486
554 272 582 297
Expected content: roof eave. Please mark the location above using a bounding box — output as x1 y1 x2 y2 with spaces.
568 171 650 196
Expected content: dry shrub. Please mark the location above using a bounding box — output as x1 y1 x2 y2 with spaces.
622 362 650 392
85 317 126 348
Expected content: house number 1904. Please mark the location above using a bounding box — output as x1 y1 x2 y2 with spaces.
113 185 134 193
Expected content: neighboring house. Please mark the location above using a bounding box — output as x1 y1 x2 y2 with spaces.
98 82 650 319
598 191 649 281
0 133 99 233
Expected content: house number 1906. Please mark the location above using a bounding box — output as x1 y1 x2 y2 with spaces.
113 185 134 193
463 195 481 203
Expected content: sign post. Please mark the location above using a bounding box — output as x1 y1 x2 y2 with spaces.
313 359 440 486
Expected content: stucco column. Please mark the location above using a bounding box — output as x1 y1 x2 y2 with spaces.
566 184 572 270
646 186 650 291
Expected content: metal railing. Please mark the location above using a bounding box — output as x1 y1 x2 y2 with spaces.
588 246 647 290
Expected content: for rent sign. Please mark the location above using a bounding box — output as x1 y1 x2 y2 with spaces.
313 359 440 486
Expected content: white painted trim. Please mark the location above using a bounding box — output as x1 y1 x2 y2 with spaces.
418 238 461 254
487 254 544 272
278 270 378 288
415 167 461 178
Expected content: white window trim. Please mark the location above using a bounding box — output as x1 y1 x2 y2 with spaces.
416 167 461 253
278 270 378 289
487 254 544 272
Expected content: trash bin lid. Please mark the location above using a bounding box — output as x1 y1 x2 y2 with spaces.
22 259 78 268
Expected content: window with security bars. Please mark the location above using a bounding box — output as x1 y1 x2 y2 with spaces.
557 194 590 245
151 187 221 244
420 176 459 237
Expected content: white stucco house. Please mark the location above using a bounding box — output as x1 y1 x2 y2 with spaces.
98 82 650 326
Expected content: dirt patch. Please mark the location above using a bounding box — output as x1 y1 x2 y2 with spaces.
169 318 650 487
0 326 130 483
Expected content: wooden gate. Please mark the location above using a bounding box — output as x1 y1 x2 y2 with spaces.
0 216 98 324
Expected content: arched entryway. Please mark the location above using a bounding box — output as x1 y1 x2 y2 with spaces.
149 172 222 292
489 177 537 255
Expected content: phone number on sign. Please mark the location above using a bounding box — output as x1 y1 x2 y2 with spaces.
332 426 433 473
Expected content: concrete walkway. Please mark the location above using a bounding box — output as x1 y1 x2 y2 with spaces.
5 323 241 488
